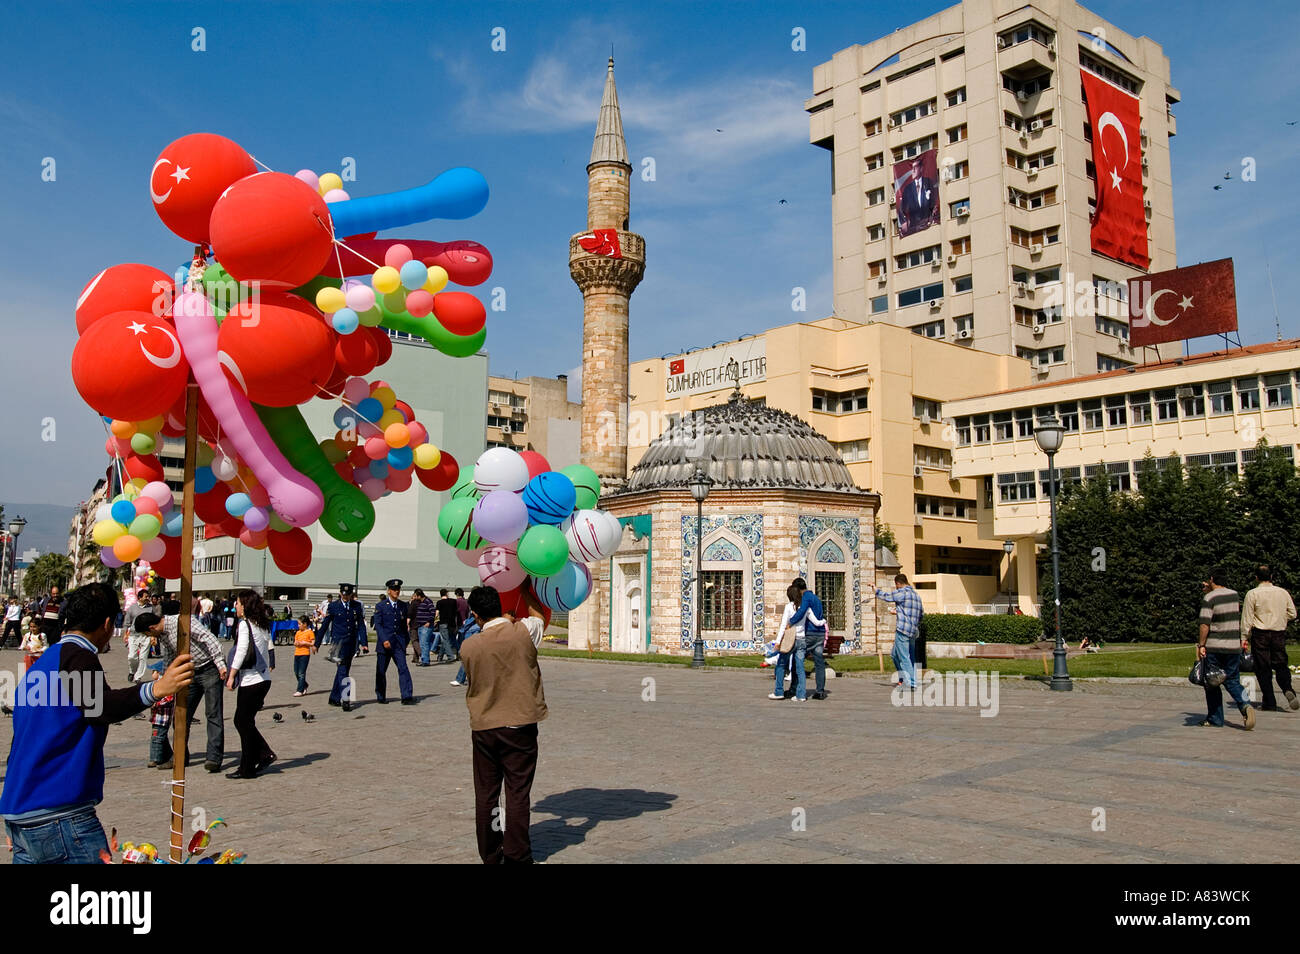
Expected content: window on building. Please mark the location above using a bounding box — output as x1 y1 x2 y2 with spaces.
983 475 994 508
1009 186 1058 210
953 275 973 294
1035 267 1061 286
488 390 512 405
946 87 967 106
896 245 941 270
897 282 944 308
955 416 971 446
867 187 886 206
997 472 1037 502
699 570 745 631
866 152 885 170
1105 394 1127 427
947 124 968 144
833 439 870 463
912 318 945 339
890 99 937 127
1081 52 1140 95
999 21 1055 48
1184 453 1211 471
867 223 886 242
1016 408 1034 437
1155 389 1178 421
1039 347 1066 367
1208 380 1233 415
1179 383 1205 418
973 413 991 443
914 445 952 468
954 314 974 334
893 135 937 161
1096 316 1130 340
487 415 511 429
1107 462 1132 492
1236 377 1260 410
814 571 847 633
949 198 970 217
812 388 868 414
1265 372 1293 408
1129 392 1152 424
913 397 942 420
994 411 1014 441
1082 398 1104 430
868 259 886 278
1039 466 1081 497
947 160 970 181
864 118 882 137
1057 401 1079 432
950 236 971 256
870 294 888 314
1097 355 1134 372
1211 451 1239 476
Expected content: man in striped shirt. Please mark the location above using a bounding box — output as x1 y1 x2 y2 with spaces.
877 574 923 689
1196 568 1254 730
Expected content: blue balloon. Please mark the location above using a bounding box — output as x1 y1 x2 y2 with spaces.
225 492 252 518
326 166 490 237
387 446 413 470
399 260 428 291
160 510 184 537
194 465 217 494
332 308 359 335
110 499 136 524
332 407 356 430
534 561 593 612
355 397 383 424
369 459 389 479
522 472 576 525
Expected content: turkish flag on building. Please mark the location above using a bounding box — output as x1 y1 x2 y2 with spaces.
1128 258 1237 348
578 228 622 258
1082 70 1148 269
669 358 685 375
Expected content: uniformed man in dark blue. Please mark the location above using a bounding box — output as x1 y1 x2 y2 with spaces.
327 583 366 713
373 578 415 705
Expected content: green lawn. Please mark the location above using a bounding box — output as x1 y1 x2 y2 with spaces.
538 642 1203 679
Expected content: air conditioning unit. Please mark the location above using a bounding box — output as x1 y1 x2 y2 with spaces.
1032 324 1045 336
1026 166 1039 179
1140 125 1149 143
1143 198 1153 211
889 194 897 206
914 465 925 478
997 35 1009 49
947 253 959 265
1016 90 1030 103
920 411 931 425
1016 281 1029 297
1036 366 1051 377
1029 243 1043 255
929 298 944 310
958 329 972 339
1141 156 1149 172
941 167 954 183
915 513 925 526
1029 119 1043 132
956 205 970 217
1047 39 1057 56
877 273 888 285
1175 386 1195 400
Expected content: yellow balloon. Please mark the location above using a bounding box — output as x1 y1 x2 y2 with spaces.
125 480 145 497
136 415 165 433
318 172 343 196
377 408 403 429
423 265 449 294
315 286 346 314
92 520 126 545
371 386 396 409
373 266 401 294
412 443 441 470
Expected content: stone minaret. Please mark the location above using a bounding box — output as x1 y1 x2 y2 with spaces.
570 57 645 491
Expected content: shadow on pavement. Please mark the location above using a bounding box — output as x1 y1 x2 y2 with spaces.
531 788 677 860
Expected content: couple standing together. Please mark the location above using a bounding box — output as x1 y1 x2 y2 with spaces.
770 578 829 702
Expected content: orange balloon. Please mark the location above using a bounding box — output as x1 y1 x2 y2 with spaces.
113 535 143 562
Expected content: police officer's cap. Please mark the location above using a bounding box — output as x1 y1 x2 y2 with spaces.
386 578 403 590
338 583 355 595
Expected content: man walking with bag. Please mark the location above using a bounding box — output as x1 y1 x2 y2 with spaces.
1242 565 1298 712
1196 567 1254 730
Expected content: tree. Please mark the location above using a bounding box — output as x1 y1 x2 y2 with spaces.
873 521 898 554
23 553 74 600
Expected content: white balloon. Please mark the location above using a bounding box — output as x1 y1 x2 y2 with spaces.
474 446 530 494
212 454 238 481
563 509 624 562
94 503 112 522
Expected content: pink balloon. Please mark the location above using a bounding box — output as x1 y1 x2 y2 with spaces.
344 285 375 313
142 480 174 511
383 244 413 269
364 436 389 460
361 477 385 501
323 188 350 203
358 420 382 440
406 422 428 446
343 376 370 405
133 496 161 519
405 290 433 318
294 169 320 190
456 546 485 568
370 379 390 393
477 545 527 590
140 537 166 562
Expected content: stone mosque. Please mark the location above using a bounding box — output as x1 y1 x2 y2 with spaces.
566 60 880 656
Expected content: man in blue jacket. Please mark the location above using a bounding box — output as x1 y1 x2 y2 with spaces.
372 579 414 705
788 578 830 700
0 582 193 864
327 583 367 713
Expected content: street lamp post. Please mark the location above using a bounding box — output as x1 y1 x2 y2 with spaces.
1003 538 1016 614
7 516 27 596
688 465 713 669
1033 415 1071 691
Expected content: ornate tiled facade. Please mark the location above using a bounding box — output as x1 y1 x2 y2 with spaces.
798 515 863 650
680 512 764 651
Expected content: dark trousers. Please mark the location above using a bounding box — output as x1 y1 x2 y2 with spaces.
2 620 19 647
315 618 331 649
294 654 310 693
911 631 927 668
233 680 273 775
183 662 225 767
1250 629 1293 709
471 724 539 864
329 639 357 704
376 636 413 701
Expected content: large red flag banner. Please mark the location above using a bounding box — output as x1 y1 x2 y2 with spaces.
1081 70 1148 269
1127 258 1237 348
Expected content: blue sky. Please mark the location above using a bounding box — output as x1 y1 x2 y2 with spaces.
2 0 1298 507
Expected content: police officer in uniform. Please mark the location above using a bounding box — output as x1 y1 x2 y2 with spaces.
327 583 367 712
373 579 415 705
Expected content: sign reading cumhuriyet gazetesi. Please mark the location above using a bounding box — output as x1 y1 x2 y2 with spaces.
666 338 766 397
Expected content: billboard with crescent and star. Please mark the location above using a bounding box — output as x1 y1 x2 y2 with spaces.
1128 258 1237 348
1082 69 1148 270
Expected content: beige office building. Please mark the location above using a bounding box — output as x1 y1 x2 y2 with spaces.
946 341 1300 607
628 317 1032 613
485 374 582 469
805 0 1180 381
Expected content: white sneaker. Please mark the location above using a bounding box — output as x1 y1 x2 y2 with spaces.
292 691 303 697
450 680 464 687
767 692 784 700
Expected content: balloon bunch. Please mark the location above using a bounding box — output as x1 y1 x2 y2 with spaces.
70 132 493 579
323 375 459 502
98 819 245 864
438 448 623 618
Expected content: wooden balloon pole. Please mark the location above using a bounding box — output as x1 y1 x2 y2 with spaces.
168 379 199 863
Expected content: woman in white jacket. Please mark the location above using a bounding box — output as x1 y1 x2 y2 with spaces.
225 589 277 779
770 583 825 702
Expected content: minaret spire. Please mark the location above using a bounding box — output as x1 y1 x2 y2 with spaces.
589 57 630 170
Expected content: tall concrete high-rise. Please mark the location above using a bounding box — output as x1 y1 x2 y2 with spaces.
806 0 1181 381
570 57 645 488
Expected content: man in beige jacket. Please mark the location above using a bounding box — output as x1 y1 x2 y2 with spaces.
1242 565 1298 712
460 586 548 864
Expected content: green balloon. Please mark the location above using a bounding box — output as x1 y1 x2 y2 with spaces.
450 475 483 502
376 299 486 358
254 403 375 543
128 513 161 541
267 511 292 533
129 431 157 455
517 524 569 577
437 498 484 550
561 464 601 510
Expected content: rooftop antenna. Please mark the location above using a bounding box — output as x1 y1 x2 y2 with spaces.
1265 254 1283 342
